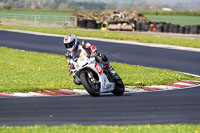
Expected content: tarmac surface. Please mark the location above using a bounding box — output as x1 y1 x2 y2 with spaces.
0 30 200 126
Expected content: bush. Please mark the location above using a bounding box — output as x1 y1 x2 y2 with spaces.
3 5 12 9
141 11 200 16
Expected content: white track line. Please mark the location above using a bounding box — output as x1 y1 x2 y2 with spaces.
28 92 49 96
13 93 34 97
72 89 89 95
150 85 176 90
125 88 148 93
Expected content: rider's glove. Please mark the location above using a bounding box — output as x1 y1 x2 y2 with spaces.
65 52 72 59
97 53 102 57
90 53 97 57
81 41 87 47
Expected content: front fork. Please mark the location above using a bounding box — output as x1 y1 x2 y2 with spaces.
87 70 99 84
87 70 100 91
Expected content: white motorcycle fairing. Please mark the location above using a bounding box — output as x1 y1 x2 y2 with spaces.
70 45 115 93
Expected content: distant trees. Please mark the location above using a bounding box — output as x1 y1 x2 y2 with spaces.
0 0 200 11
58 2 68 10
69 2 106 10
0 0 106 10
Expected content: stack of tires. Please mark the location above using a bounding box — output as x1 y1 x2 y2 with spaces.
134 21 200 34
77 20 87 28
78 19 102 29
135 22 142 31
190 25 199 34
78 19 200 34
87 20 97 29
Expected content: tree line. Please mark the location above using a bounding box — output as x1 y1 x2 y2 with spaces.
0 0 200 11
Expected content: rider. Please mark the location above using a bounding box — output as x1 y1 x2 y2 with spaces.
63 34 117 85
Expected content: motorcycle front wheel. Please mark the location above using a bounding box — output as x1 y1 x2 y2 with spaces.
80 72 100 97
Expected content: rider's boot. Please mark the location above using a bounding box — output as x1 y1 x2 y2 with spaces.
73 75 82 85
104 64 119 82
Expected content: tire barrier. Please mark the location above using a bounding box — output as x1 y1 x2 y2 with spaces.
78 20 87 28
185 25 191 34
101 21 119 30
156 23 163 32
142 22 150 31
101 21 109 30
163 24 170 32
77 19 97 29
87 20 97 29
136 21 200 34
135 22 142 31
131 23 135 32
179 26 185 34
96 22 102 29
190 25 199 34
77 19 200 34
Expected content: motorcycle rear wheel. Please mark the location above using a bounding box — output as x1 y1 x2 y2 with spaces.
80 72 100 97
112 79 125 96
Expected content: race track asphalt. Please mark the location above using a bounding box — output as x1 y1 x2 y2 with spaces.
0 30 200 126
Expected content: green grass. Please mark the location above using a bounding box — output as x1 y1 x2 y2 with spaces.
0 124 200 133
0 47 199 93
1 25 200 49
0 9 73 25
141 11 200 16
146 15 200 26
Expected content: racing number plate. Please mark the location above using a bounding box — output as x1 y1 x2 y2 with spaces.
95 63 103 75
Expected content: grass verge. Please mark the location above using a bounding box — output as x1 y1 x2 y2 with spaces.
0 25 200 49
0 47 199 93
0 124 200 133
0 9 72 16
146 15 200 26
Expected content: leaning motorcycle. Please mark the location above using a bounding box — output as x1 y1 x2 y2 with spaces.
68 46 124 97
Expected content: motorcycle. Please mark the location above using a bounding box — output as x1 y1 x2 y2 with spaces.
68 46 124 97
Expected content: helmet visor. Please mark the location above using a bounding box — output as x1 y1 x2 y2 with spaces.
65 40 75 48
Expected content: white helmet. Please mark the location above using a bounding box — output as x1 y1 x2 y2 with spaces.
63 34 78 49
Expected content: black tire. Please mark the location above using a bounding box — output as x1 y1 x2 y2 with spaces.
142 22 150 31
96 22 102 29
80 72 100 97
156 24 163 32
185 25 190 34
112 79 125 96
107 21 118 25
163 24 169 32
87 20 97 29
135 22 142 31
190 25 198 34
179 26 185 34
169 24 173 33
197 25 200 34
172 24 180 33
129 19 136 25
78 20 87 28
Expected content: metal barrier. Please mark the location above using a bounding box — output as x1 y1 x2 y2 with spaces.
0 13 77 28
